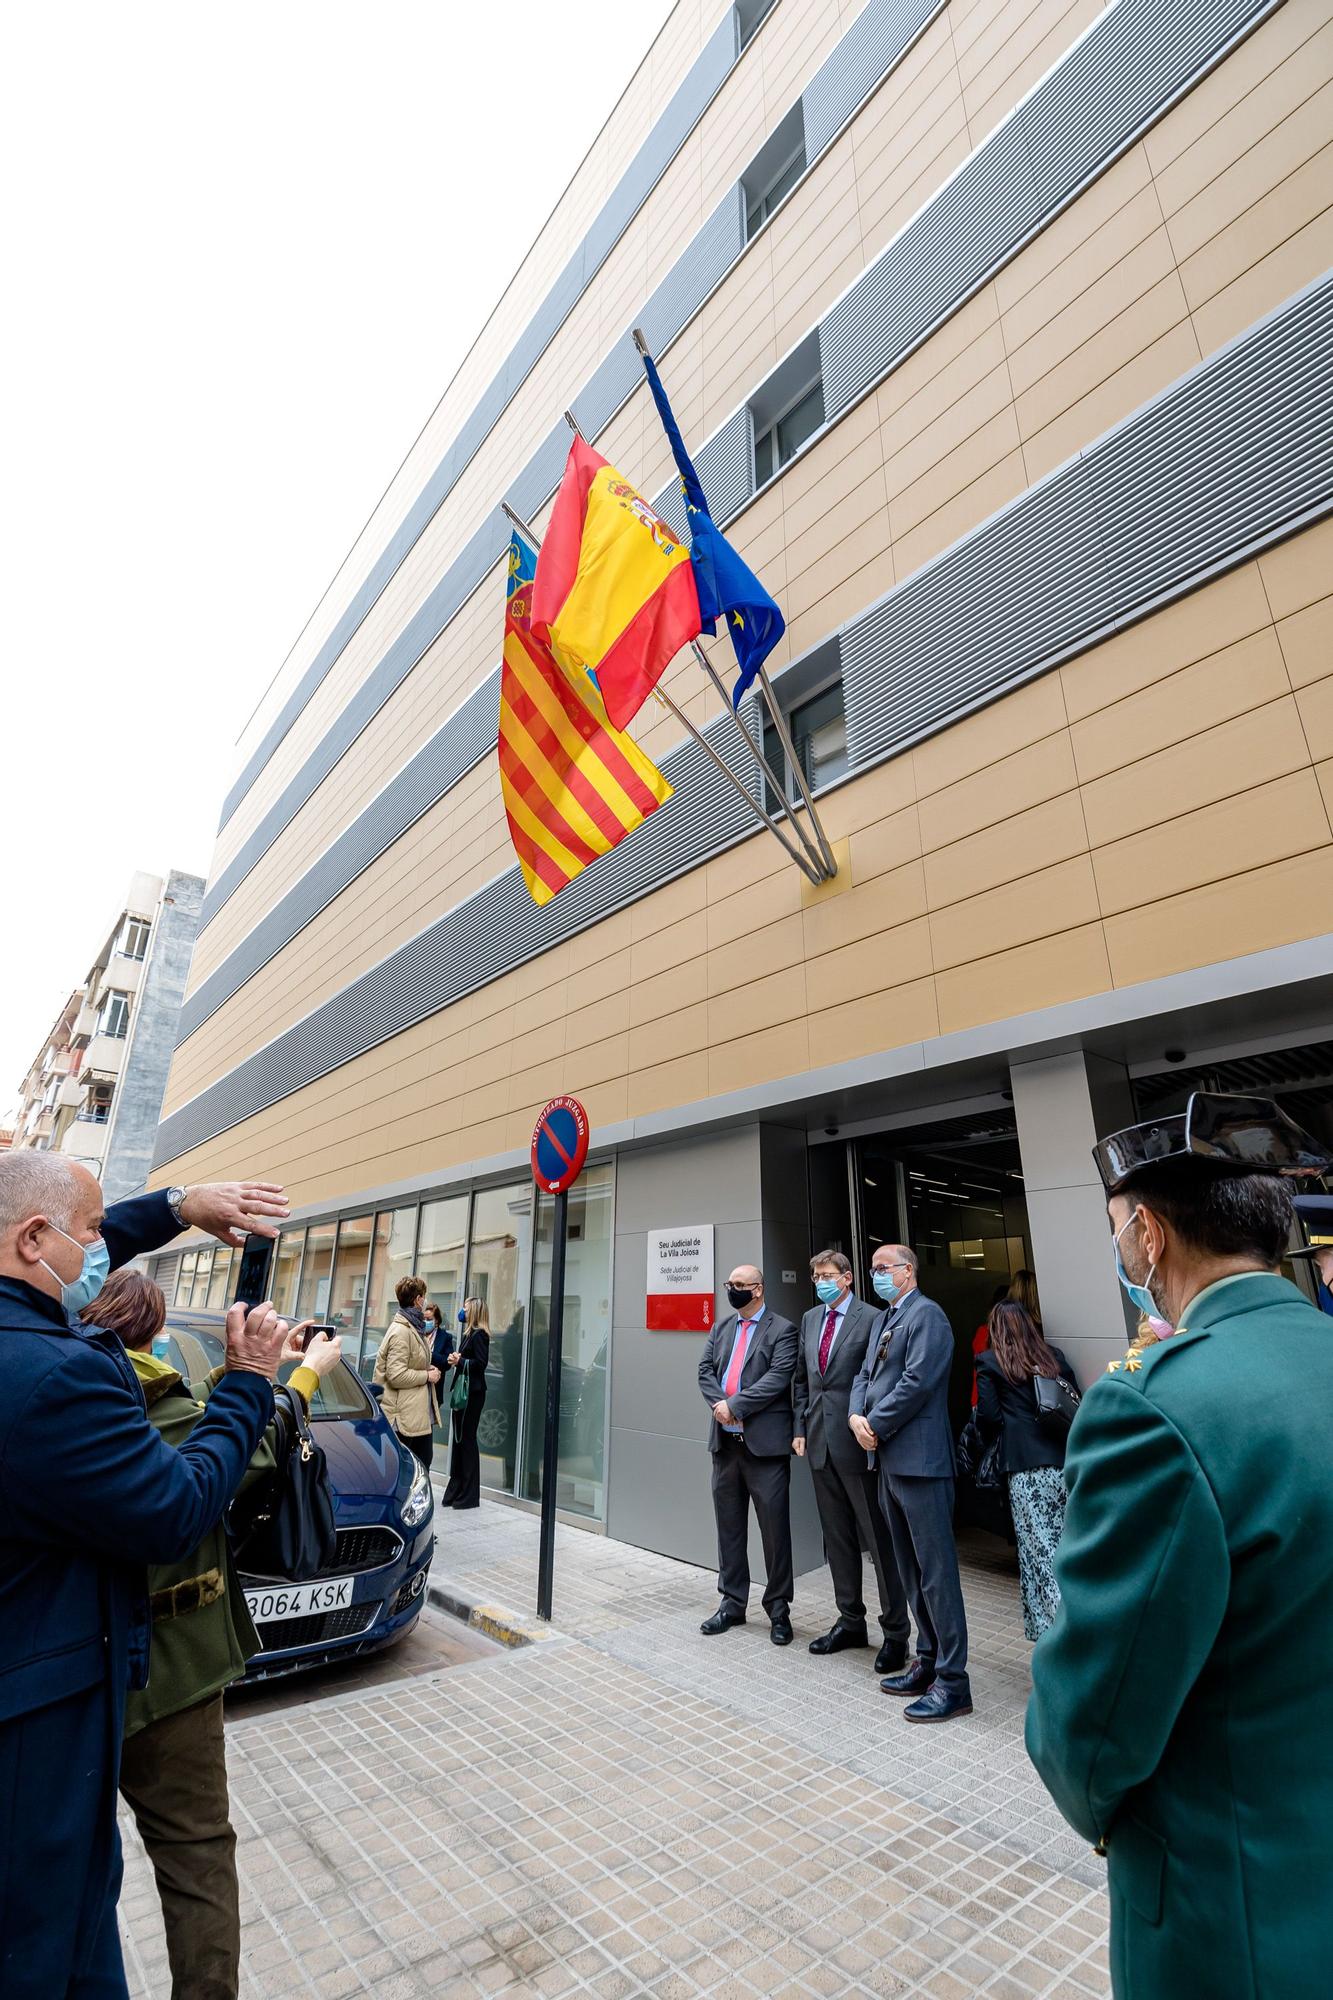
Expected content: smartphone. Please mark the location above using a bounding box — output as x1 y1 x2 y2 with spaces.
301 1323 338 1351
233 1233 275 1306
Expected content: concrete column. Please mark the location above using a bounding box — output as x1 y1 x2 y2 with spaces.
607 1123 822 1579
1009 1051 1137 1386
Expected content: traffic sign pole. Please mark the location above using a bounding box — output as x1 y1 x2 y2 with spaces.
529 1094 589 1624
536 1186 568 1623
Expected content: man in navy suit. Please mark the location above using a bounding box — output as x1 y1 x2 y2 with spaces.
0 1155 291 1999
850 1243 972 1722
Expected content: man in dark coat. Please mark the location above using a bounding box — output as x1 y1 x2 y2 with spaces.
697 1262 798 1644
793 1248 909 1671
849 1243 972 1722
1027 1093 1333 1999
0 1154 292 2000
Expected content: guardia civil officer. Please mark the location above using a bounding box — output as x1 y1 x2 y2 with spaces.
1026 1093 1333 2000
0 1154 292 2000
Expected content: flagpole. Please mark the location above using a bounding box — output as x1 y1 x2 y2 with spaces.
625 336 839 882
499 501 825 887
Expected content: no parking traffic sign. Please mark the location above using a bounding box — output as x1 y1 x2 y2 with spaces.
530 1095 590 1195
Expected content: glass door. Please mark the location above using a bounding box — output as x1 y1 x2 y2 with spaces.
520 1162 613 1521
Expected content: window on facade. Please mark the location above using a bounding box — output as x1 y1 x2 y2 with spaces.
272 1231 304 1318
99 992 131 1040
327 1214 373 1346
763 678 849 807
521 1162 613 1522
187 1246 215 1309
754 375 824 488
737 0 777 51
362 1209 418 1368
742 101 805 243
468 1183 534 1495
295 1222 335 1321
177 1248 198 1304
120 918 150 961
76 1098 111 1125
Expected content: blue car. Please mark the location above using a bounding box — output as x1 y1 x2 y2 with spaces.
164 1312 435 1680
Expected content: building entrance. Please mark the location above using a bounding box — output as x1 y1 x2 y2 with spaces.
810 1108 1035 1433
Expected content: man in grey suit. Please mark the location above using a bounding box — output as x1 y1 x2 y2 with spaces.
697 1263 797 1645
794 1249 909 1672
849 1243 972 1722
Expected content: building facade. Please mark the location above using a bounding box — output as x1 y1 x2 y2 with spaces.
14 871 204 1201
148 0 1333 1567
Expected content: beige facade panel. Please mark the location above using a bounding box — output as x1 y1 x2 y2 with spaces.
157 527 1333 1208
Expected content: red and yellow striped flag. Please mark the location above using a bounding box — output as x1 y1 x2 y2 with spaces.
499 532 673 905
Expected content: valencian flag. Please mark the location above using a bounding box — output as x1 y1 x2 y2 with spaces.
531 435 702 730
641 350 785 709
499 531 672 905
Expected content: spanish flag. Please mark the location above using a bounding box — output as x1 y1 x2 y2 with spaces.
531 435 702 729
499 532 673 906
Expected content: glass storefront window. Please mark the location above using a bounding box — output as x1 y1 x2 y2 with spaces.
361 1209 419 1372
187 1246 213 1307
272 1231 303 1317
176 1248 198 1306
204 1248 233 1312
295 1222 335 1321
417 1195 467 1329
327 1214 373 1344
467 1182 533 1494
521 1162 612 1521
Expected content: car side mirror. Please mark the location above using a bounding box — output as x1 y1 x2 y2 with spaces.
367 1381 384 1401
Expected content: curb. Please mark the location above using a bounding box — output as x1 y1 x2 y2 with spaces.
427 1574 560 1649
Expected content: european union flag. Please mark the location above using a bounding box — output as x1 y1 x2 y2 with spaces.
641 351 785 709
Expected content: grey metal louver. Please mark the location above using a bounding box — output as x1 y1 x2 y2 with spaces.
802 0 941 161
654 406 754 539
215 5 743 837
819 0 1277 422
156 277 1333 1168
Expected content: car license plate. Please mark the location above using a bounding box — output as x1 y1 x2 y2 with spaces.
244 1577 353 1622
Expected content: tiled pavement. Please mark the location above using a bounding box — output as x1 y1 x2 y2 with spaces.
118 1501 1110 1998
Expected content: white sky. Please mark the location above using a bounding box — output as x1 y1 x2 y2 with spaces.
0 0 676 1111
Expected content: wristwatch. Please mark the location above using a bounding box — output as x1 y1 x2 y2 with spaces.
166 1186 189 1227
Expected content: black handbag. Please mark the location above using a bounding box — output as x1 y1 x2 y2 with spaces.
231 1384 337 1580
957 1418 1003 1491
1033 1371 1081 1438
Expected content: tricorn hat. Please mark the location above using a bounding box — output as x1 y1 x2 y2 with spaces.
1093 1092 1333 1194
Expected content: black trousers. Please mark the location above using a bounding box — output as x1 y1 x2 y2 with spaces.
711 1435 793 1620
118 1693 238 2000
811 1454 910 1647
442 1394 485 1509
399 1430 433 1470
878 1467 970 1694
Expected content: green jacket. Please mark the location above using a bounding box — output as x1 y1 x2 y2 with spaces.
1026 1273 1333 1999
122 1351 316 1737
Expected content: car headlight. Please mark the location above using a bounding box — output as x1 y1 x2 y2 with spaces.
401 1454 433 1530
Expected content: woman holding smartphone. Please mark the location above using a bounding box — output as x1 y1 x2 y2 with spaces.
440 1297 490 1509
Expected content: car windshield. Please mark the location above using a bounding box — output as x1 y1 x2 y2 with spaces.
163 1317 373 1420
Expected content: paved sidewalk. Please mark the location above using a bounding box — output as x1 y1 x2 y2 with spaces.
118 1501 1110 1999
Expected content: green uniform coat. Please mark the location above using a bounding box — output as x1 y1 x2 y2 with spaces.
123 1351 315 1737
1026 1273 1333 1999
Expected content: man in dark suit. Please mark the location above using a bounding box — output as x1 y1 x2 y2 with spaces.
794 1249 909 1671
850 1243 972 1722
697 1262 797 1645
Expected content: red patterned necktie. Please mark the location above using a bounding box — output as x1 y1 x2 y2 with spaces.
818 1306 838 1374
724 1320 752 1397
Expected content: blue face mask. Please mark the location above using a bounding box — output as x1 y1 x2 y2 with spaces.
814 1278 843 1305
1113 1211 1159 1319
872 1269 900 1303
151 1332 172 1361
40 1223 111 1316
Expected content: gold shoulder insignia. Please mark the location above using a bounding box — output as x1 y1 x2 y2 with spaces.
1124 1351 1144 1373
1106 1359 1121 1373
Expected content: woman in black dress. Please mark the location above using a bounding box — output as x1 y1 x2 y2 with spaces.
441 1297 490 1509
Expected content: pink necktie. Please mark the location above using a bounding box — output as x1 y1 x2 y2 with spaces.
818 1306 837 1373
724 1321 752 1397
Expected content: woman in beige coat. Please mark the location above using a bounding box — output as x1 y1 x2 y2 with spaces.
373 1274 441 1468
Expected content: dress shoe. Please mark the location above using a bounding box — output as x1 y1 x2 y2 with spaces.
903 1682 974 1723
808 1620 869 1656
699 1608 746 1636
874 1638 909 1676
880 1656 935 1696
770 1616 794 1646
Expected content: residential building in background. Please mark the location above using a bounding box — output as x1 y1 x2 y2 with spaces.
146 0 1332 1571
13 870 204 1200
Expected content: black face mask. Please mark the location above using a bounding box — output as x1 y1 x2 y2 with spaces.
726 1284 755 1310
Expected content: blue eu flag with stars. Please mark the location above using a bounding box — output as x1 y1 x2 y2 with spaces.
641 351 785 710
